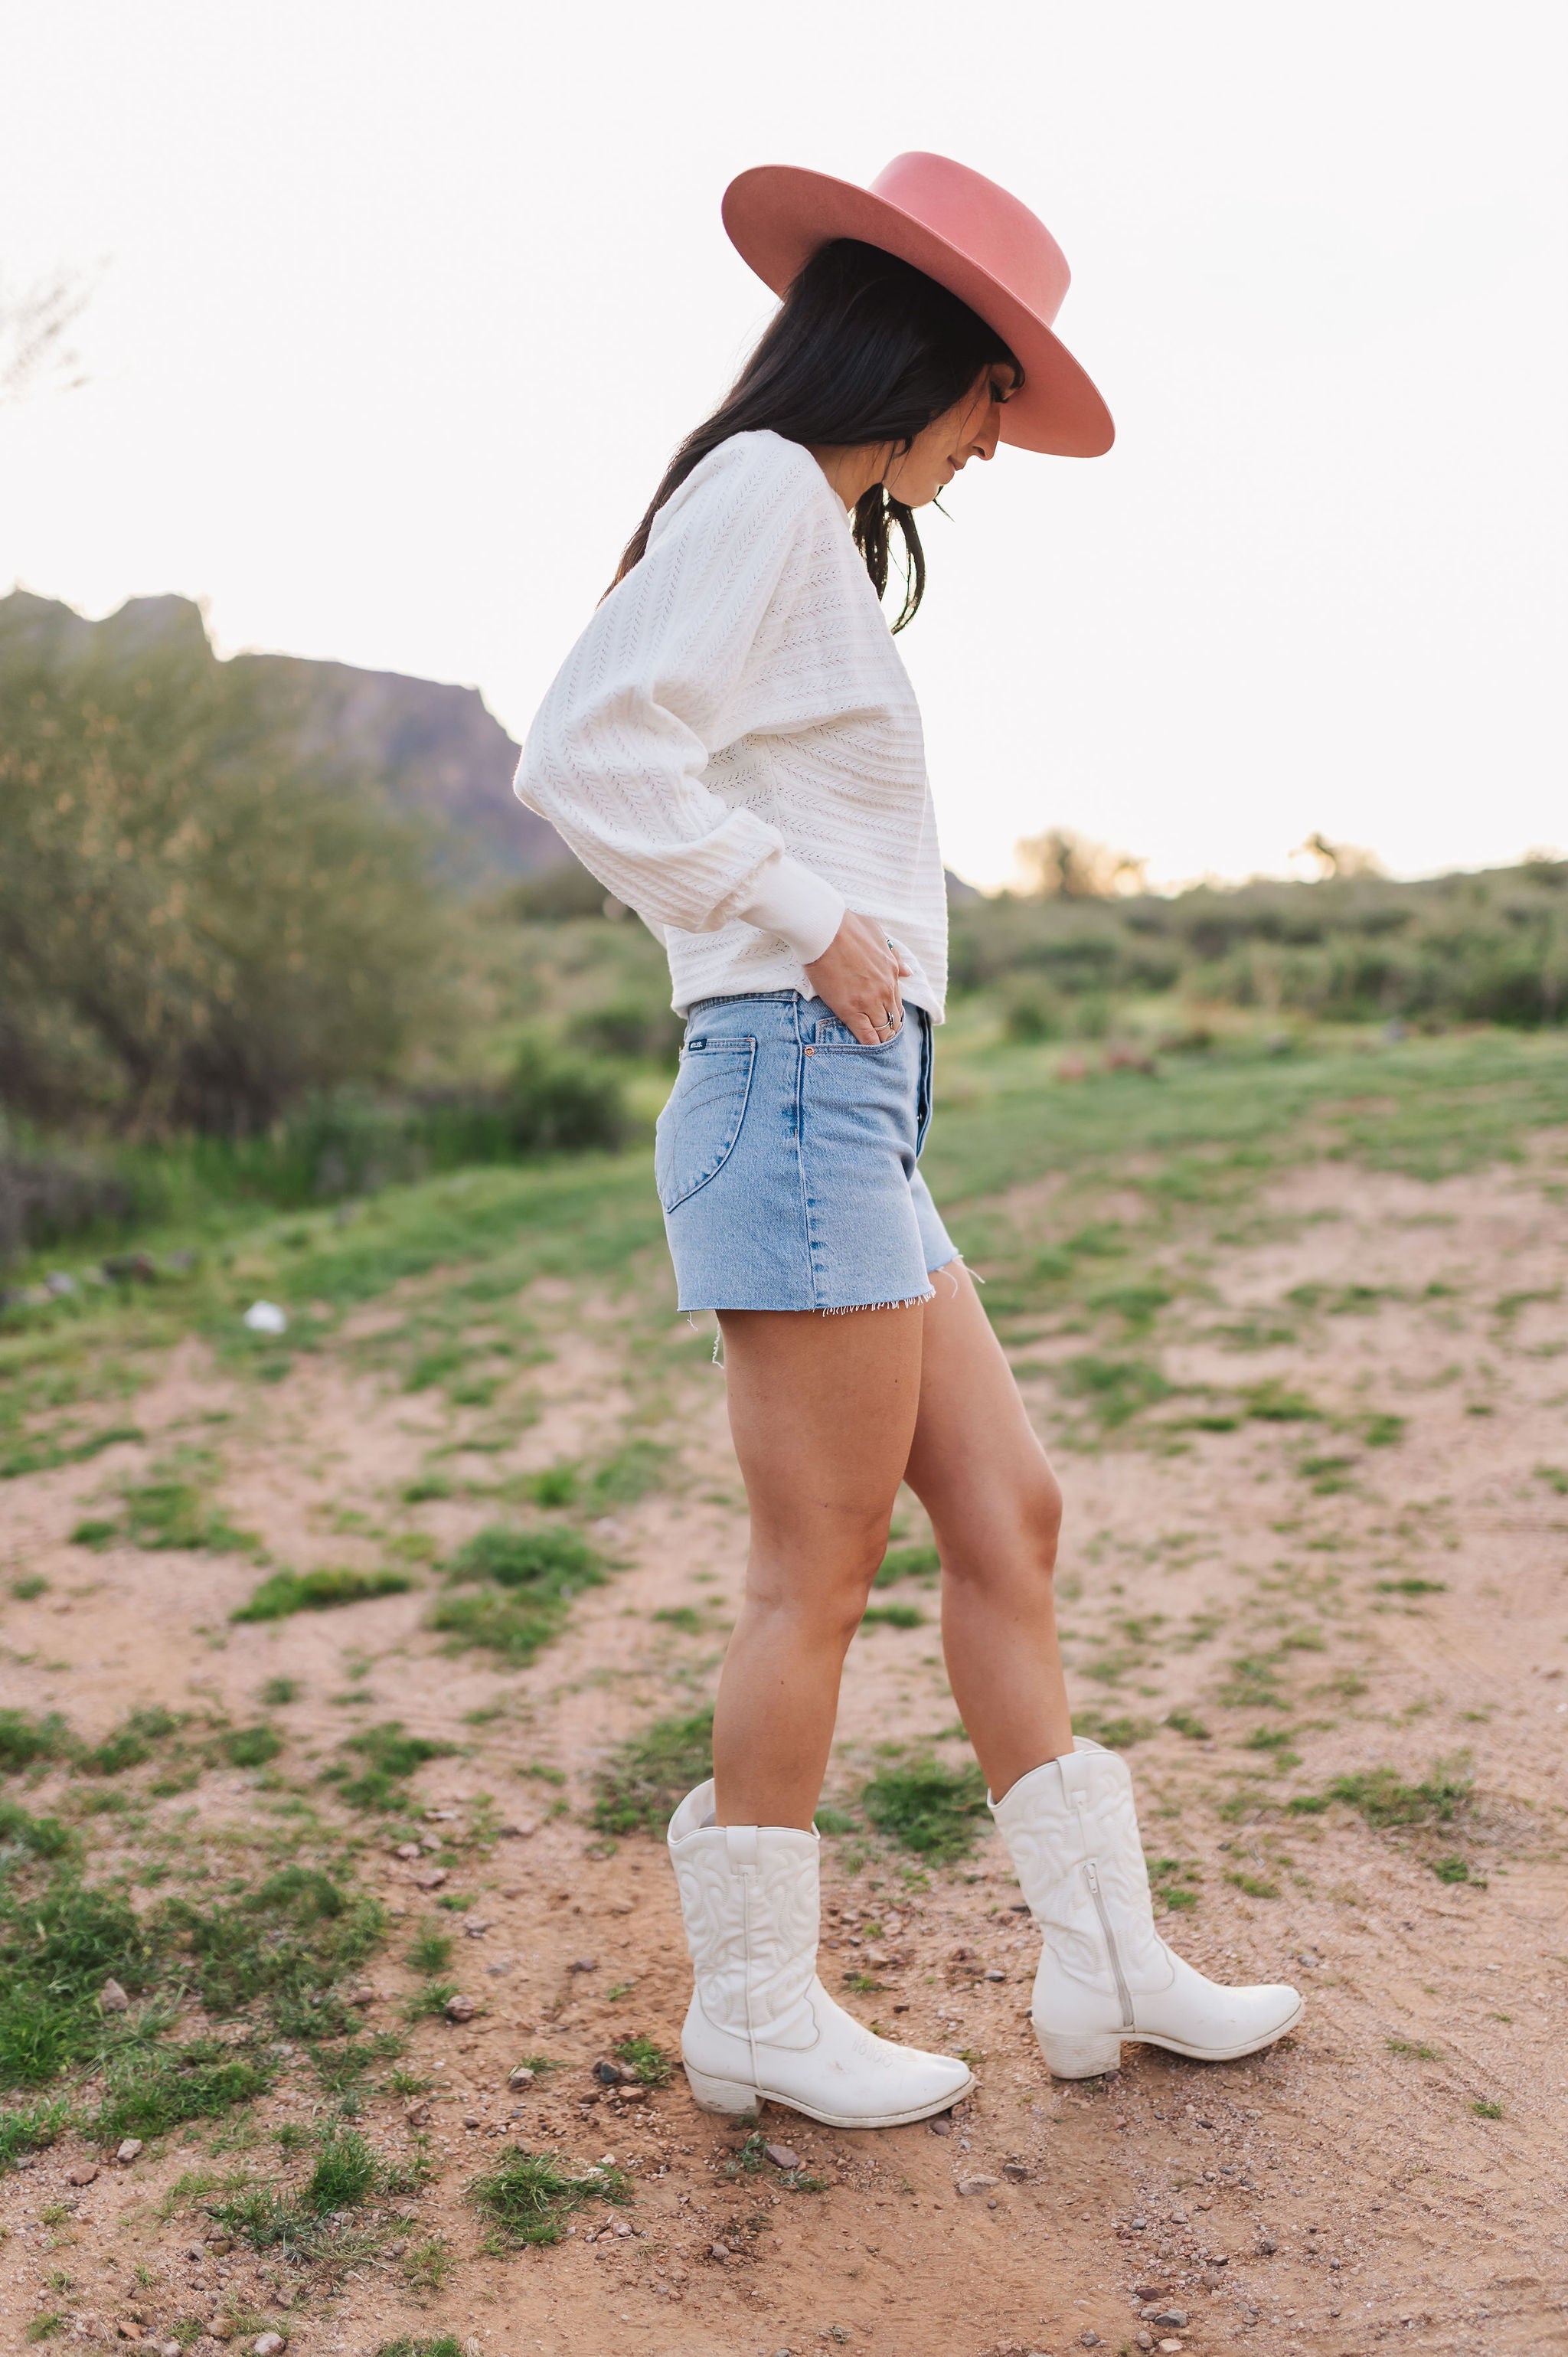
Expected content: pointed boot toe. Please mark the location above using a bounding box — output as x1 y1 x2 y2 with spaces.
668 1783 973 2129
991 1741 1305 2078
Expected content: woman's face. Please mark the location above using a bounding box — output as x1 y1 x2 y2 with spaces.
883 364 1018 508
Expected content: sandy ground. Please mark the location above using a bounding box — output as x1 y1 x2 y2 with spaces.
1 1146 1565 2357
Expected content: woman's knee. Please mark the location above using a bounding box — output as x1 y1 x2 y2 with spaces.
941 1466 1062 1593
746 1516 890 1643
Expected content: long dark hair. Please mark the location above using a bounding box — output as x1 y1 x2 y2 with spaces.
610 239 1019 632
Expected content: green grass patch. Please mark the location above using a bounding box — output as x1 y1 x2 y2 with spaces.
0 1425 144 1482
90 2035 280 2141
1224 1870 1280 1899
0 1799 76 1861
232 1567 413 1622
0 1876 159 2088
466 2147 632 2247
590 1708 713 1837
78 1705 181 1774
1472 2098 1504 2119
0 1711 73 1775
1055 1355 1174 1427
1386 2037 1440 2061
165 1865 383 2036
860 1603 925 1630
1164 1708 1210 1740
611 2033 673 2087
323 1721 458 1813
1374 1577 1446 1596
216 1724 284 1769
1325 1759 1472 1829
874 1543 940 1587
407 1927 454 1976
430 1522 605 1666
861 1760 989 1862
1432 1855 1472 1884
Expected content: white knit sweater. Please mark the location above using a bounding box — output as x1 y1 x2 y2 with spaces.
515 430 948 1019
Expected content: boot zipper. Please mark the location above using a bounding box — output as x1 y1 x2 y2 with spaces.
1084 1862 1135 2031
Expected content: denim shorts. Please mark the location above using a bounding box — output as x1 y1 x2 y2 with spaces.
654 991 959 1313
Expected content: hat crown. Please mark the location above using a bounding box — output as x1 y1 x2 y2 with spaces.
867 152 1070 327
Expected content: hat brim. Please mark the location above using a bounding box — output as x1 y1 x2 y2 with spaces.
722 165 1114 459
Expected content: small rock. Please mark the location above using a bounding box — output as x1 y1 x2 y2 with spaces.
463 2113 482 2129
1256 2234 1277 2255
67 2166 100 2186
763 2142 800 2171
928 2114 952 2136
1080 2336 1102 2349
957 2176 998 2197
508 2066 536 2091
162 2341 182 2355
205 2235 232 2254
413 1868 447 1891
498 1822 537 1839
394 1842 422 1860
207 2325 234 2345
444 1994 479 2022
709 2242 730 2263
462 1917 494 1937
116 2327 141 2342
1158 2342 1184 2355
1001 2160 1029 2182
116 2138 143 2164
99 1978 130 2014
1135 2338 1153 2353
1152 2313 1189 2331
1132 2285 1169 2301
568 1957 599 1973
347 1984 377 2006
593 2059 629 2086
984 1968 1007 1982
252 2337 286 2357
384 2240 407 2257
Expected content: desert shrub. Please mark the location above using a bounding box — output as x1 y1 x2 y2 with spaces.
0 607 449 1134
566 998 684 1065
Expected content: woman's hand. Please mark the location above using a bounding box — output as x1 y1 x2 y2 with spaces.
803 912 913 1045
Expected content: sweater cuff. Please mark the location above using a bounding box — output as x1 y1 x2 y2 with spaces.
735 854 845 965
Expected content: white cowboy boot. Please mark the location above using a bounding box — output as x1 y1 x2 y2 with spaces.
668 1780 974 2128
991 1739 1303 2079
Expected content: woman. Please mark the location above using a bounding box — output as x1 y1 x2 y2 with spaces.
519 153 1302 2127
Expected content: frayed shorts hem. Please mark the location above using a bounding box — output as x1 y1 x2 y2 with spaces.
678 1253 965 1319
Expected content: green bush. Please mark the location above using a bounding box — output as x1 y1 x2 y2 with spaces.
0 609 450 1134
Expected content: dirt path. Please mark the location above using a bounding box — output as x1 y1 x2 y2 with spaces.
1 1145 1565 2357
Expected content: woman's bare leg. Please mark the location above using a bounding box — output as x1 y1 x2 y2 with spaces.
711 1303 924 1829
903 1263 1072 1799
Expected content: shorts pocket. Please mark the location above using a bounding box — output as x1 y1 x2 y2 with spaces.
655 1038 756 1212
812 1013 906 1051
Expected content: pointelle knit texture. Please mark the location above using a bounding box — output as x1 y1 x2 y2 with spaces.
515 430 949 1019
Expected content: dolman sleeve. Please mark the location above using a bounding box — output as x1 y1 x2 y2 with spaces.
515 436 846 962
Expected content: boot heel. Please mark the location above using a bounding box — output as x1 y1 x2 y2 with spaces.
1035 2028 1122 2080
683 2062 761 2119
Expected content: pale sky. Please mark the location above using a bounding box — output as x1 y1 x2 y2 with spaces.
2 1 1563 889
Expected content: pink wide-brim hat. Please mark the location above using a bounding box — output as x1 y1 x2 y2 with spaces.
721 150 1112 459
722 150 1113 459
